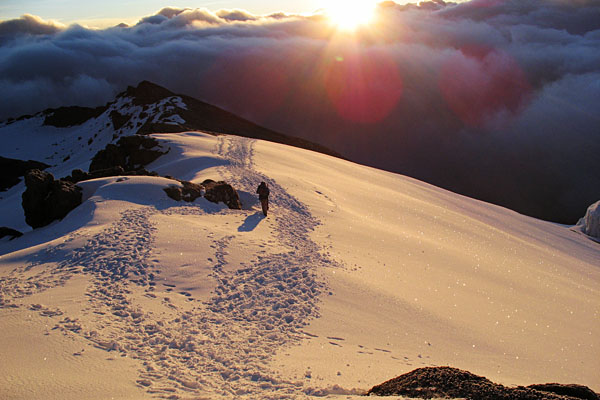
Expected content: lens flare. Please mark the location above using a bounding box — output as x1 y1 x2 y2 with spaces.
324 50 403 124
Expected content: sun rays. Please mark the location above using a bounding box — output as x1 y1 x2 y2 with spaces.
323 0 378 31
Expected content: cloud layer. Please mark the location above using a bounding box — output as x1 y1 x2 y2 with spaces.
1 0 599 222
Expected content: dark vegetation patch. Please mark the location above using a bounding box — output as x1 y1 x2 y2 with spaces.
367 367 599 400
0 156 50 191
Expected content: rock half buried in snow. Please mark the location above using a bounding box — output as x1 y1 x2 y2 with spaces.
63 166 159 184
164 181 205 203
22 169 82 228
89 135 167 172
528 384 600 400
164 179 242 210
367 366 598 400
576 200 600 240
202 179 242 210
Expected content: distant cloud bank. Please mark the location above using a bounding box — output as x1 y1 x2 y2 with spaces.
1 0 599 223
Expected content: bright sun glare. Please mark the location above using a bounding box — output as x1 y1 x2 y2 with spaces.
324 0 377 31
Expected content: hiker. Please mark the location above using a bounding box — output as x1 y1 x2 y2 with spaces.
257 182 270 216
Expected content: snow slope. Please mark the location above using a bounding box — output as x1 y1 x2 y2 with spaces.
0 131 598 399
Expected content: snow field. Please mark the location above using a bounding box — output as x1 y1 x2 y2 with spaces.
254 139 600 391
0 131 598 399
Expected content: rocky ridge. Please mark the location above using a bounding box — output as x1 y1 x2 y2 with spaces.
368 367 600 400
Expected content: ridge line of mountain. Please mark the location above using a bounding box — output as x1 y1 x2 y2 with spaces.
2 80 343 160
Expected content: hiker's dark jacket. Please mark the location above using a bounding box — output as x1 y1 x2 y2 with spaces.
257 184 270 200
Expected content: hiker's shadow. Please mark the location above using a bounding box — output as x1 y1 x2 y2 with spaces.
238 212 265 232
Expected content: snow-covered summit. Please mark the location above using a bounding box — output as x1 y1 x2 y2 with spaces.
0 81 339 166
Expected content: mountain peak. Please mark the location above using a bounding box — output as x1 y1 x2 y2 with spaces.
121 81 177 105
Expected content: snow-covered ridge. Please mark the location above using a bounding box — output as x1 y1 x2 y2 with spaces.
0 81 340 186
1 131 598 399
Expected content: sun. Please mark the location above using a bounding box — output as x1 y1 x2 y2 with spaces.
324 0 377 31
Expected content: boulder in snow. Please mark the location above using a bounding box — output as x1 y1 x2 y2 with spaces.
576 200 600 240
164 179 241 209
89 135 167 173
22 169 82 228
0 156 50 191
164 181 205 203
202 179 242 210
367 366 598 400
528 383 599 400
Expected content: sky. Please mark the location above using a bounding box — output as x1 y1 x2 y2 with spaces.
0 0 395 28
0 0 599 224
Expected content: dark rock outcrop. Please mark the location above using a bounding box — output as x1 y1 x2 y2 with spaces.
576 200 600 240
164 181 205 203
202 179 242 209
0 156 50 191
528 384 599 400
164 179 241 210
0 227 23 240
63 167 158 184
367 367 598 400
89 135 167 173
43 105 106 127
109 110 130 130
22 169 82 228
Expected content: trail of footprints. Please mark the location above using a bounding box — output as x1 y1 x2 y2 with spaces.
0 136 426 398
1 139 429 400
0 136 344 398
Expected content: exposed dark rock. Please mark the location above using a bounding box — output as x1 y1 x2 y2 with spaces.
16 114 33 121
89 135 167 173
0 156 50 191
124 81 177 107
63 167 159 184
367 367 597 400
164 181 205 203
110 110 130 130
0 227 23 240
43 105 106 127
202 179 242 209
163 186 182 201
89 144 125 172
164 179 241 209
22 169 82 228
576 200 600 240
528 384 599 400
136 119 190 135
